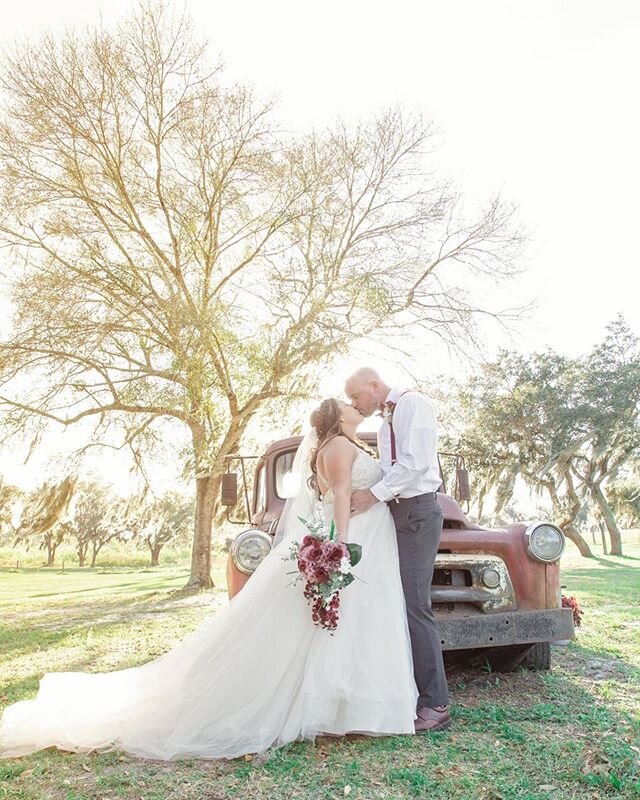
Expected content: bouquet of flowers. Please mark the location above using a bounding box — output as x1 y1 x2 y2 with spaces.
283 511 362 633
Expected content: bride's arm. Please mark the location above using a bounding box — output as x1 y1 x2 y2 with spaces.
319 438 356 542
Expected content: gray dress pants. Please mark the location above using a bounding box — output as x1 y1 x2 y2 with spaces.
390 493 449 708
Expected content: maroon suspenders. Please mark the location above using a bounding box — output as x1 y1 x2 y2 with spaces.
390 421 397 465
387 390 413 466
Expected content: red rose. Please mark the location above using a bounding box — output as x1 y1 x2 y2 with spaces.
299 544 313 561
314 568 329 584
301 563 318 581
324 542 344 563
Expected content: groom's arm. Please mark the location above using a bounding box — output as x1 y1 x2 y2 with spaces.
369 394 438 502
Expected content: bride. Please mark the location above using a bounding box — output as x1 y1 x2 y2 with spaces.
0 399 418 760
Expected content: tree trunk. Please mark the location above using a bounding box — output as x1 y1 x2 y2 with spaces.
91 541 103 568
45 534 56 566
547 479 593 558
150 543 162 567
591 483 623 556
184 414 249 591
599 522 608 555
185 473 217 590
561 522 593 557
77 541 87 567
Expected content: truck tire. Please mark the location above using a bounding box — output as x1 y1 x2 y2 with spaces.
518 641 551 670
471 642 552 672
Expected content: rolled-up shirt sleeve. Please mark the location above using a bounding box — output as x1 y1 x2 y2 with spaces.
370 394 438 501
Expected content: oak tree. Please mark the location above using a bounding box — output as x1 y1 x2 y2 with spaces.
0 3 524 587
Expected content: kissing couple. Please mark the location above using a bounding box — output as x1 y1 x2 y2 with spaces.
0 367 450 761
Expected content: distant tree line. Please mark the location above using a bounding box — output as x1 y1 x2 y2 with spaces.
0 479 193 567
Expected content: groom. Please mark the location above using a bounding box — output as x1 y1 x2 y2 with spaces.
345 367 450 733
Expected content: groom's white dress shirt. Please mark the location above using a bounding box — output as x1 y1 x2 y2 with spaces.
370 388 441 501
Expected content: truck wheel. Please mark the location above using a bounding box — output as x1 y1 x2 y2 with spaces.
471 642 551 672
518 642 551 670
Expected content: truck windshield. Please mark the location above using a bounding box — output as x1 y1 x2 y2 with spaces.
275 451 297 498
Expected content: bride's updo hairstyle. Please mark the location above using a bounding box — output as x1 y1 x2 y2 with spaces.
310 398 342 446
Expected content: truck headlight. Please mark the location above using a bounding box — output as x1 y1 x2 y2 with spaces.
525 523 565 562
231 530 272 574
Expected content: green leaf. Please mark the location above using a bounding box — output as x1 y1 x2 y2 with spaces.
346 542 362 567
329 519 336 541
318 582 337 600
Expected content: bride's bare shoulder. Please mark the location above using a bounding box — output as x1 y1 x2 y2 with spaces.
318 436 358 463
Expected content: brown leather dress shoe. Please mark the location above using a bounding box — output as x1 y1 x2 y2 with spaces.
414 705 452 733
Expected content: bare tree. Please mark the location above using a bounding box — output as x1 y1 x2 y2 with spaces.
0 3 523 588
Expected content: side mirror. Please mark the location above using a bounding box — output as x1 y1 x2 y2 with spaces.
221 473 239 507
456 468 471 502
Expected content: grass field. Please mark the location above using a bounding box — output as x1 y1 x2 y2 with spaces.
0 535 639 800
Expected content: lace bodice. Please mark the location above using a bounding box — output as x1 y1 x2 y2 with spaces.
322 447 382 504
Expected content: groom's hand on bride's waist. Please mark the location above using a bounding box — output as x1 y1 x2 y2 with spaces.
350 489 378 515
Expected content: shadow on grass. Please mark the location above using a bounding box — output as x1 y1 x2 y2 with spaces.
0 591 213 662
591 555 640 566
30 576 188 599
0 626 77 665
0 653 106 707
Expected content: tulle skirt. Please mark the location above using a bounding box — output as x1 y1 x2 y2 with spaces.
0 502 417 760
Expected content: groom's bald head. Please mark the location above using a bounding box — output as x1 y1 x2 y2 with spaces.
350 367 381 383
344 367 391 418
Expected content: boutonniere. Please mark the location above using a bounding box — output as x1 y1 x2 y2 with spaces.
381 401 397 423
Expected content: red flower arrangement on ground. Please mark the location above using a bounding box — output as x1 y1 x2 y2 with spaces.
284 514 362 633
562 594 583 627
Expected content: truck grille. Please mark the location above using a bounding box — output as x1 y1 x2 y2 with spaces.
433 567 472 587
430 554 516 613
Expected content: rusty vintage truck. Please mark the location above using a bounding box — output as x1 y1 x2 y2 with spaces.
220 433 575 670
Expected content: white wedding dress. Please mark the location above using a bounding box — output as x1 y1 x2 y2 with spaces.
0 448 418 760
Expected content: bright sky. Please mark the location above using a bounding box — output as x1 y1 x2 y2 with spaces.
1 0 639 492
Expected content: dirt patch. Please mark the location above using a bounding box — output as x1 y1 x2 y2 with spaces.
446 662 550 708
